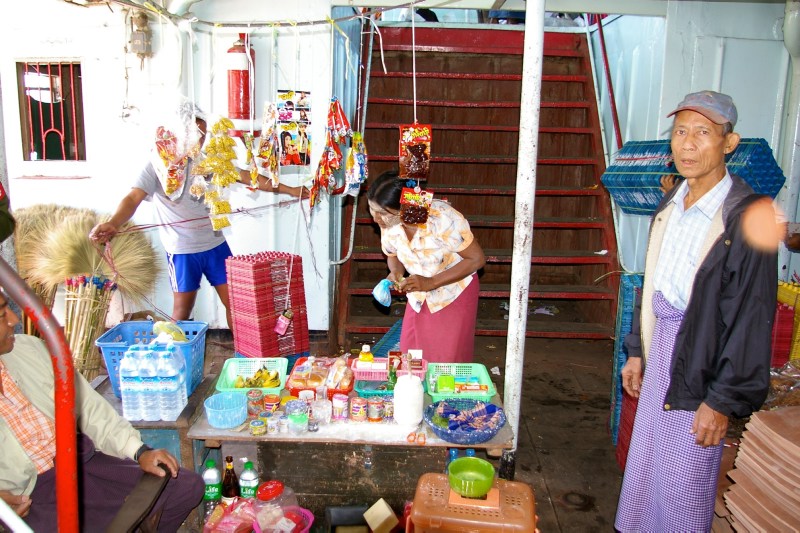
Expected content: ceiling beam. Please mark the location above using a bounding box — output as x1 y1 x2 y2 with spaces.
330 0 669 16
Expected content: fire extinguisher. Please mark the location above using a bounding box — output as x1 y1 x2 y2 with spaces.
227 33 255 131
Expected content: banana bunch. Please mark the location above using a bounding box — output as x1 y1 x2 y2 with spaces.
233 368 281 389
152 321 188 342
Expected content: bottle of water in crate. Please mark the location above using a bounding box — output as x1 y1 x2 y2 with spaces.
138 349 160 421
156 344 187 421
119 347 142 421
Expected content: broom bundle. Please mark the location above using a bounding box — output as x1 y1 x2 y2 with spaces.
14 207 160 379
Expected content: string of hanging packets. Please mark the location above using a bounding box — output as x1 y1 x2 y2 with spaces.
310 97 368 208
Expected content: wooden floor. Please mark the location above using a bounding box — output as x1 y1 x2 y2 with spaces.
199 330 621 532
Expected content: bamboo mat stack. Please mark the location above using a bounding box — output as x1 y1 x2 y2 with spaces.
723 406 800 531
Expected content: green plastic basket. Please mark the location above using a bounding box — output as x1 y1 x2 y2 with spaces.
425 363 497 402
354 380 394 398
215 357 288 395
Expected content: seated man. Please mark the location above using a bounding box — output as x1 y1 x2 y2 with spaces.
0 291 203 531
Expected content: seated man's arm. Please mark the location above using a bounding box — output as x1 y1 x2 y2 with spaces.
0 490 31 518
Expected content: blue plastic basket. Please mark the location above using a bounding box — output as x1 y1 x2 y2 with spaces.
423 398 506 445
204 392 247 429
609 274 643 444
95 320 208 398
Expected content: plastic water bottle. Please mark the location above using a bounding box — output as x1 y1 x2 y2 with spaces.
239 460 259 499
169 345 188 409
156 345 183 421
119 347 142 421
202 459 222 521
138 349 160 421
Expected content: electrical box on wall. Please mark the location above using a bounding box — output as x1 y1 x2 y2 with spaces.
130 30 151 56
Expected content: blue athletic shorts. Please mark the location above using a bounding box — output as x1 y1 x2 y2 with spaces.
166 241 232 293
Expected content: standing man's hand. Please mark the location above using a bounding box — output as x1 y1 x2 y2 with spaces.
659 175 679 195
138 449 180 478
89 222 119 244
691 402 728 447
620 357 643 398
0 490 31 518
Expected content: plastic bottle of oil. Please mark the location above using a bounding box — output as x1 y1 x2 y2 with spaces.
358 344 374 362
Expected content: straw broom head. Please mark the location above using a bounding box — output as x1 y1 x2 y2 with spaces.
28 211 160 304
13 204 89 279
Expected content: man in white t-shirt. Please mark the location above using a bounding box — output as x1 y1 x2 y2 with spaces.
90 113 304 327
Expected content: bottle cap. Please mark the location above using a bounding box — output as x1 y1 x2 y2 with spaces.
362 344 370 352
205 459 216 468
244 461 253 469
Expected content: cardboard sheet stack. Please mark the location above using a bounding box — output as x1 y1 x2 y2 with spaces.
723 406 800 531
226 252 309 358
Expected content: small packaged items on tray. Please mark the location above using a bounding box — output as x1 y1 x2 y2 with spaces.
286 356 354 400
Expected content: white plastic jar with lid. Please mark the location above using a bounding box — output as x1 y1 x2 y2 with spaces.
393 373 423 427
256 480 298 508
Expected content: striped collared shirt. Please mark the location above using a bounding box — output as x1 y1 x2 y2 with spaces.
652 171 732 311
0 359 56 474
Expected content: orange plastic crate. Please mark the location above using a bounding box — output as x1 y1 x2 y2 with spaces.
410 473 535 532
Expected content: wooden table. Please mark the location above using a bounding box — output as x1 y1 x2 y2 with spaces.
188 393 514 519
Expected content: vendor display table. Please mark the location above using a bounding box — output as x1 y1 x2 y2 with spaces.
188 393 514 519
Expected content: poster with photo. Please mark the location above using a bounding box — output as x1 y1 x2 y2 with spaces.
277 89 311 167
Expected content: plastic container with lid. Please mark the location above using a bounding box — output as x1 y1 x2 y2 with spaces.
257 480 298 509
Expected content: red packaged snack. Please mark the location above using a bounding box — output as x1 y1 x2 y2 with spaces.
400 186 433 226
399 123 432 180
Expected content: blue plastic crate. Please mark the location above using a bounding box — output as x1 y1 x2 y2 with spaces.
95 320 208 399
373 320 402 358
609 274 643 444
601 138 785 215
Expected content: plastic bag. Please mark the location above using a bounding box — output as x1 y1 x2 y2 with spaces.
372 279 393 307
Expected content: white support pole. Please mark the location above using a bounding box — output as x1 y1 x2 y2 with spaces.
504 0 545 453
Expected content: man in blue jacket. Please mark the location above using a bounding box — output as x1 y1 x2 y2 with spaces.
615 91 778 532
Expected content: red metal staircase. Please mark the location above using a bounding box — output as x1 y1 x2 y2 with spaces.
335 26 619 348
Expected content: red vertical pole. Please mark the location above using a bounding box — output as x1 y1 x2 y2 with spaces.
0 259 79 532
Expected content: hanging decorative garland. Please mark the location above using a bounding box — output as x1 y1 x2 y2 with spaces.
190 117 239 230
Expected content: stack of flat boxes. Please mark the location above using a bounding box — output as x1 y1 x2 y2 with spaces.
226 252 309 358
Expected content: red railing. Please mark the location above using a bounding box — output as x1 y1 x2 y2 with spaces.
0 259 78 531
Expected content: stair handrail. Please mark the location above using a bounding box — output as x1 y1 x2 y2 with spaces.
0 258 79 532
594 14 624 154
331 14 376 266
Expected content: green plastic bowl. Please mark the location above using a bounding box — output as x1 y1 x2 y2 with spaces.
447 457 495 498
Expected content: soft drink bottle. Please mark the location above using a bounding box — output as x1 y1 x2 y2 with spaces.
202 459 222 521
239 460 259 498
221 455 239 506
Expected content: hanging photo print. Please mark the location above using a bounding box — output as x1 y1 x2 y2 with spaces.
399 123 432 181
277 89 312 167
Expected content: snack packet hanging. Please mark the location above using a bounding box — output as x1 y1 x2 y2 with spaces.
400 186 433 226
345 132 368 197
257 103 280 188
399 124 432 181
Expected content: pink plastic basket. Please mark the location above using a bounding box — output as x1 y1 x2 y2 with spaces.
253 506 314 533
350 357 427 381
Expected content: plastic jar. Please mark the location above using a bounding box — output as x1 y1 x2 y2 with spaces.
331 393 349 421
256 480 298 509
285 400 309 433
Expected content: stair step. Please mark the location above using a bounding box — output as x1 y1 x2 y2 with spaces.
370 72 588 84
353 247 614 264
365 122 594 135
345 315 613 339
354 214 605 229
368 97 590 109
346 282 614 300
368 154 598 165
420 185 603 197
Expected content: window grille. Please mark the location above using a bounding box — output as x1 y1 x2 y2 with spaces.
17 61 86 161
